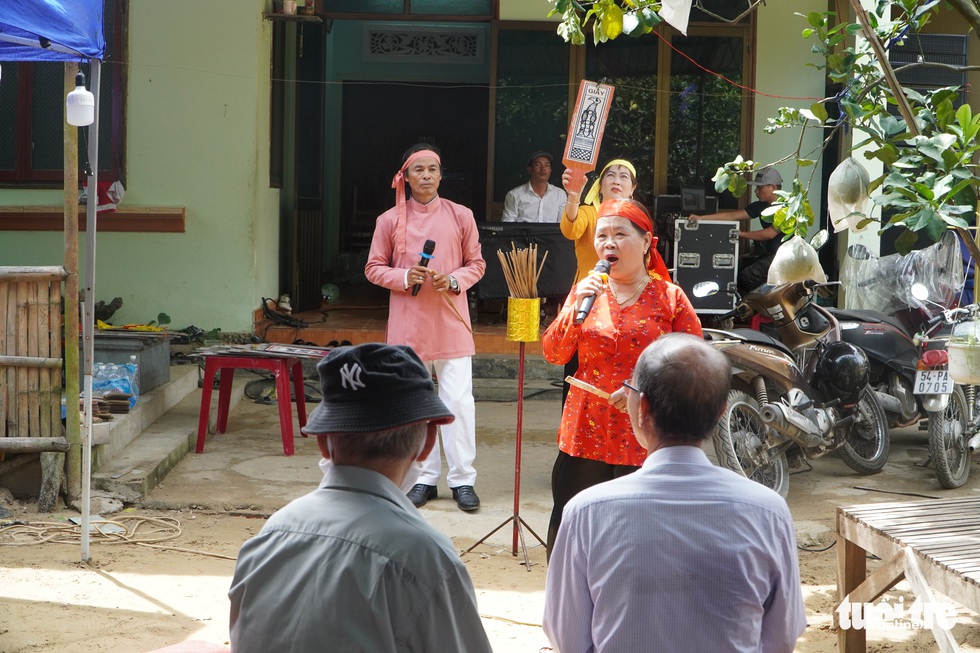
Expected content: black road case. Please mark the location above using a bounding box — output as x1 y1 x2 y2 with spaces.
673 219 739 314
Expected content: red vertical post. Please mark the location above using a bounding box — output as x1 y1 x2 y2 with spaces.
512 341 526 555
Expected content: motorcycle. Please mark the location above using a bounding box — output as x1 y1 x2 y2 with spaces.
827 297 972 487
914 297 980 488
835 237 974 488
696 279 890 497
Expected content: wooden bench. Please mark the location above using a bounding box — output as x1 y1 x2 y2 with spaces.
837 497 980 652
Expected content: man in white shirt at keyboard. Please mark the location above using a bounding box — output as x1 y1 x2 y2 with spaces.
501 151 567 223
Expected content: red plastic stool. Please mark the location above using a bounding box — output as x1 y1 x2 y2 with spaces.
196 355 307 456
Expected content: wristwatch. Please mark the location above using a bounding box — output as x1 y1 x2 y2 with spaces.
449 275 459 294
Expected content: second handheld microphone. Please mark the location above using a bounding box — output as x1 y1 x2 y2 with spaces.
412 240 436 296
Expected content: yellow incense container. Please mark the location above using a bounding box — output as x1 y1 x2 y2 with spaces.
506 298 541 342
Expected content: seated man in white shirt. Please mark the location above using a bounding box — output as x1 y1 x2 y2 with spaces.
501 151 567 223
544 333 807 653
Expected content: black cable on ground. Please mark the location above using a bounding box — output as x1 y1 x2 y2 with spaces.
261 297 309 329
789 458 814 475
798 540 836 553
852 486 941 500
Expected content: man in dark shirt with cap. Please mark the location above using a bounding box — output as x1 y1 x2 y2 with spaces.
229 343 492 653
502 150 567 223
689 166 784 292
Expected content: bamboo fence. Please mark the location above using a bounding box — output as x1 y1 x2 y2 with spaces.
1 267 66 442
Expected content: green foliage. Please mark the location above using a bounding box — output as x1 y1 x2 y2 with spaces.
549 0 662 46
754 3 979 252
764 179 816 239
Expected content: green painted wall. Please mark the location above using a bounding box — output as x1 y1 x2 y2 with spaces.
0 0 279 334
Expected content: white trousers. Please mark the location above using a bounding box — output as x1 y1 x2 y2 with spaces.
419 356 477 488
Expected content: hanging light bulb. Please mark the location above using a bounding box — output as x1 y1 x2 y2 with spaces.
66 71 95 126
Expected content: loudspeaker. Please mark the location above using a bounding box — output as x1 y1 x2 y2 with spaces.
477 224 577 300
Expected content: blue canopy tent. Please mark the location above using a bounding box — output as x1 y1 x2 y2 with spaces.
0 0 106 560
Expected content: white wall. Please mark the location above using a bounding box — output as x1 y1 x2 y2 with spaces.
753 0 828 234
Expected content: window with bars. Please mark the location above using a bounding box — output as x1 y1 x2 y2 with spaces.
0 0 125 186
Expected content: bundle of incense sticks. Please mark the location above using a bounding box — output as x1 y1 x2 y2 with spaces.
496 243 548 299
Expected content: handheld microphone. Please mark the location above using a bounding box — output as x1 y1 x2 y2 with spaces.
412 240 436 297
574 260 610 324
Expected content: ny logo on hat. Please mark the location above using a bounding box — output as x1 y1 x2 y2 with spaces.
340 363 365 391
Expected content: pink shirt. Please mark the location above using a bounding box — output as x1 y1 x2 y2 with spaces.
365 196 486 362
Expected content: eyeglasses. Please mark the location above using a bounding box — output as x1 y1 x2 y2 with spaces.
622 379 640 394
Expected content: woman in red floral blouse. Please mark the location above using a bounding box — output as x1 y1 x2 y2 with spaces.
542 198 702 555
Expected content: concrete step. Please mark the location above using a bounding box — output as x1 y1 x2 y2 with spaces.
92 369 247 503
472 353 563 401
90 364 200 471
473 353 563 381
473 378 562 402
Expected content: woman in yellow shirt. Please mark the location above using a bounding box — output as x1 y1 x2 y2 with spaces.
560 159 638 284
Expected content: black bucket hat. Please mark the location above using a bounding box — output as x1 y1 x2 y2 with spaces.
301 343 454 435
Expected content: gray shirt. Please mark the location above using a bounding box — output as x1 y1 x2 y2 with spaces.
229 465 492 653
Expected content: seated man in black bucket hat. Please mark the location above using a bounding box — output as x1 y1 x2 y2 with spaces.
229 343 492 653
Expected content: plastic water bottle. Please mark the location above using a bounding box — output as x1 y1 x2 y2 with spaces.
128 355 140 401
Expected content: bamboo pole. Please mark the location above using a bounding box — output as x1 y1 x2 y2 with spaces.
16 282 28 437
0 453 34 478
64 62 82 500
48 281 62 438
28 282 41 438
38 283 52 438
0 279 8 438
0 356 63 368
0 268 65 282
0 438 70 453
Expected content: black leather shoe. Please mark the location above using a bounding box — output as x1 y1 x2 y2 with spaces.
451 485 480 511
406 484 437 508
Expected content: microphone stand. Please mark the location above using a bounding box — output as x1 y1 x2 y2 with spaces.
464 297 546 571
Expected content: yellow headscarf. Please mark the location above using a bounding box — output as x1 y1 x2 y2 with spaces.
582 159 637 209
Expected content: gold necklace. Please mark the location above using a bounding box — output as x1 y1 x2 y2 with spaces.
610 278 648 306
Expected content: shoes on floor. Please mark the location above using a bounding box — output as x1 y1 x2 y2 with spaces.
451 485 480 511
406 483 438 508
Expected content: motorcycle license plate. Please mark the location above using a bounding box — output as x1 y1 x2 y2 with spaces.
914 370 954 395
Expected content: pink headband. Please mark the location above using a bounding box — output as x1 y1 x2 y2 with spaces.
391 150 441 256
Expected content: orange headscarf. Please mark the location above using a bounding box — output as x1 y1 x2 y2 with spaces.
391 149 441 256
597 199 672 282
